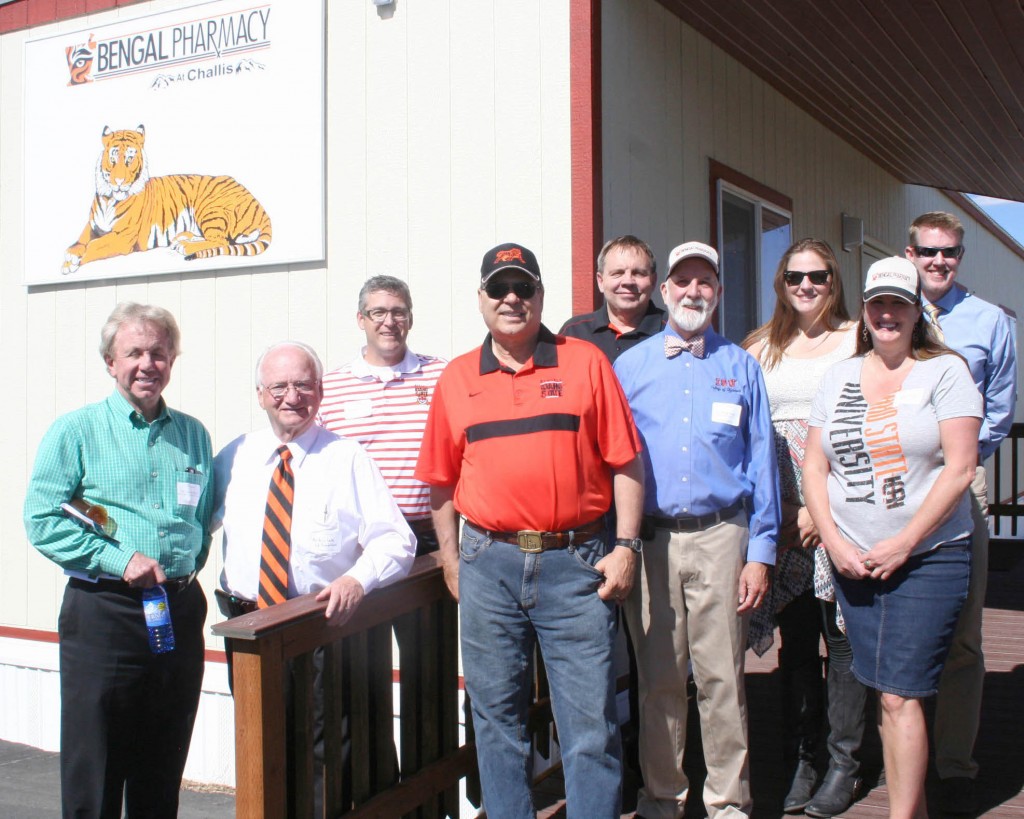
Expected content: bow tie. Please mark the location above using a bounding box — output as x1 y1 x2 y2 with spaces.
665 334 706 359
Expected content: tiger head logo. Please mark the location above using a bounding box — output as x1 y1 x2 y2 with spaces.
495 248 526 265
65 35 97 86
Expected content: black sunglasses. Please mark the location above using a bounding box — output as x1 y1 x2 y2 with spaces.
484 281 538 300
783 269 830 286
913 245 964 259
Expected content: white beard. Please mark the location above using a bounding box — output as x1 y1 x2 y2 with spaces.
670 297 715 333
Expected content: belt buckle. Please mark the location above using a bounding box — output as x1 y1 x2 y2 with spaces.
517 530 544 553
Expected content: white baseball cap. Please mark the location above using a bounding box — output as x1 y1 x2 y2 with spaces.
666 241 719 277
863 256 920 304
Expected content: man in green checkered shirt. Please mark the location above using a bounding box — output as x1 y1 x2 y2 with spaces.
24 302 213 819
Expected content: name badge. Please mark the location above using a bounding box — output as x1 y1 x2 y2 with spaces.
177 481 201 507
895 388 924 406
345 400 373 419
711 402 742 426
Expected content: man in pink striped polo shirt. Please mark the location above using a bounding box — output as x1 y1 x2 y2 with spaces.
318 276 447 555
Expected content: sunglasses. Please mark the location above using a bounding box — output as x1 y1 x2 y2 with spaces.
913 245 964 259
484 281 538 300
783 269 830 286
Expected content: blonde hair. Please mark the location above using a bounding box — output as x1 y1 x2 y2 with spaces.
99 303 180 360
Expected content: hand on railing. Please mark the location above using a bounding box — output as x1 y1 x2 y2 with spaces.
315 575 366 626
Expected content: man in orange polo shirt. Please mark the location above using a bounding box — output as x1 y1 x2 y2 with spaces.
415 242 645 818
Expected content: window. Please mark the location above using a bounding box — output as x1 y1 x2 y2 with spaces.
710 162 793 344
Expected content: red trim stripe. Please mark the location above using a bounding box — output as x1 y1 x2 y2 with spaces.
569 0 603 316
0 625 60 643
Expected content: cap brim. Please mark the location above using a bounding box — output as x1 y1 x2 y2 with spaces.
863 286 918 303
481 265 542 284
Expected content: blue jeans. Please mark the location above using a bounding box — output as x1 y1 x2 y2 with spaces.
459 523 622 819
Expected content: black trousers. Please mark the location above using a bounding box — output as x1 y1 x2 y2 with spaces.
58 578 207 819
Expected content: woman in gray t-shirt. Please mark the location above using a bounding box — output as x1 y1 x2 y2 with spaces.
804 256 981 819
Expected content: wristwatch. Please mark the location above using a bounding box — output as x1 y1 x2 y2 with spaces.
614 537 643 553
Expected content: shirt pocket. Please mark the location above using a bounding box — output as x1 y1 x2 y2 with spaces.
709 400 743 443
175 470 208 519
299 519 340 556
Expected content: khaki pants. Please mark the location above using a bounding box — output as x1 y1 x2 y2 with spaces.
624 514 752 818
934 465 988 779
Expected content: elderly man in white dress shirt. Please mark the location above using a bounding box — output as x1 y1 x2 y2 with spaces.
213 340 415 812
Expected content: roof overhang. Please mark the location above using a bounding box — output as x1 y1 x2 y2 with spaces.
657 0 1024 203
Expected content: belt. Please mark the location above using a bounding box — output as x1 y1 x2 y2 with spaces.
645 500 745 533
466 518 604 553
162 573 197 593
214 588 257 618
69 572 196 594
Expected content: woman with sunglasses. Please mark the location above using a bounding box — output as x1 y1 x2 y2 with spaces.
803 256 981 819
743 239 862 816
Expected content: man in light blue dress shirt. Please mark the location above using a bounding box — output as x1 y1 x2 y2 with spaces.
905 211 1018 813
614 241 780 818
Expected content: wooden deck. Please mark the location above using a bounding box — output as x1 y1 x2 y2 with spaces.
535 544 1024 818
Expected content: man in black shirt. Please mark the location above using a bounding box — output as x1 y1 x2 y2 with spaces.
560 234 666 361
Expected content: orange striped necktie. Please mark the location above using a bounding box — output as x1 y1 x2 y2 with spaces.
258 445 294 609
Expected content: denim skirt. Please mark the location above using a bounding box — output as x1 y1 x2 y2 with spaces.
832 541 970 697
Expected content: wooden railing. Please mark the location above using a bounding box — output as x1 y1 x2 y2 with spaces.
990 422 1024 538
212 553 477 818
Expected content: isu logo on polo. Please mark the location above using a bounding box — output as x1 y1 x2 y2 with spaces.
540 380 564 398
495 248 526 264
415 386 429 405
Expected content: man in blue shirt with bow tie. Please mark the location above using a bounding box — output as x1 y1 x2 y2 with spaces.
614 240 780 818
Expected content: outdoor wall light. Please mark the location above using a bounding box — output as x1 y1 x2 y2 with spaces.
841 213 864 251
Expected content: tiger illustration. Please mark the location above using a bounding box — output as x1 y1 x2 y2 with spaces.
61 125 272 275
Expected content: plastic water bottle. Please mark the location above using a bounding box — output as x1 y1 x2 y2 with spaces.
142 585 176 654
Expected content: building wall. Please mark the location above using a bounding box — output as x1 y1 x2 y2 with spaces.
0 0 574 638
600 0 1022 415
0 0 573 787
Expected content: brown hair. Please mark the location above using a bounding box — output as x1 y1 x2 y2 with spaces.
741 238 850 369
908 211 965 245
596 235 657 277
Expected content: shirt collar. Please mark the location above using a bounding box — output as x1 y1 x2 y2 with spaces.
106 389 170 428
662 323 719 347
926 282 967 312
348 346 422 381
479 324 559 374
592 302 667 335
270 423 323 468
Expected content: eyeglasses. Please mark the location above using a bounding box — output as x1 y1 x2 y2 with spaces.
783 270 831 286
363 307 411 324
913 245 964 259
261 380 319 399
484 281 538 300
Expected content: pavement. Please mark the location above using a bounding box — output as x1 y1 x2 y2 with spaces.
0 739 235 818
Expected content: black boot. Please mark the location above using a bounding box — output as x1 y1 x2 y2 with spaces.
781 658 823 812
784 759 819 813
804 665 866 817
